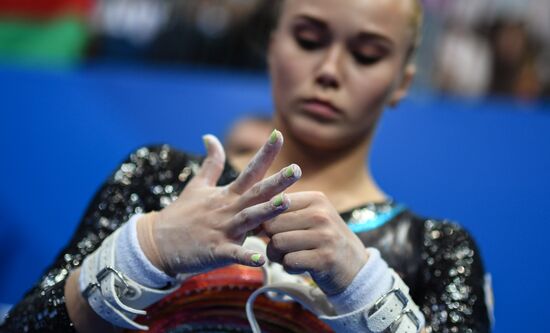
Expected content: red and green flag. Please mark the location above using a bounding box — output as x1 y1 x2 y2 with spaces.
0 0 93 66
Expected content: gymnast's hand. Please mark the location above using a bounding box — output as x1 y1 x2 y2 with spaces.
137 131 301 276
264 192 368 296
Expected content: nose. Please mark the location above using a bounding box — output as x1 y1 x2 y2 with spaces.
315 45 343 90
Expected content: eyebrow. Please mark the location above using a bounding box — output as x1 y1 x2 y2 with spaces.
355 32 394 49
293 14 394 49
293 14 329 30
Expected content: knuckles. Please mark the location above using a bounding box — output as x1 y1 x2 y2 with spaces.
316 228 337 246
308 211 327 224
270 234 285 251
248 182 263 197
262 222 277 237
320 247 337 268
236 210 252 225
310 191 328 204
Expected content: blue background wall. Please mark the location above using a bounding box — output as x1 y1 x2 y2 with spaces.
1 64 549 332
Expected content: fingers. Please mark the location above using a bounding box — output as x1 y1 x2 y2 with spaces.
189 135 226 187
228 193 291 238
214 243 266 267
229 129 283 194
281 191 325 212
236 164 301 209
279 250 319 275
262 192 325 236
266 230 316 263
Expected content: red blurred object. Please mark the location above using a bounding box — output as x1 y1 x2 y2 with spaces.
0 0 92 19
128 265 333 333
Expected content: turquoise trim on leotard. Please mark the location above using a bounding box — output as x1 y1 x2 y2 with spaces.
348 204 407 234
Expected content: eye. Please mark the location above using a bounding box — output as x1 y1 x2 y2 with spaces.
351 44 388 66
293 24 326 51
353 53 382 65
296 35 323 50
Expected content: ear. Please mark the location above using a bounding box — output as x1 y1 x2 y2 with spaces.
388 64 416 108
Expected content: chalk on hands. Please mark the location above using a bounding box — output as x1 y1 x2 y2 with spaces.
269 129 283 145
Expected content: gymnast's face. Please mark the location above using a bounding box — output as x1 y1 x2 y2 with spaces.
269 0 416 150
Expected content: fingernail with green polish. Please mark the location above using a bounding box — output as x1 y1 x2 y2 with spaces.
202 136 209 150
284 166 295 178
251 253 263 265
272 194 285 207
269 129 279 144
283 164 302 179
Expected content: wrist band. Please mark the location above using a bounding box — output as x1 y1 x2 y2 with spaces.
319 269 424 333
115 214 178 289
78 215 190 330
328 248 392 314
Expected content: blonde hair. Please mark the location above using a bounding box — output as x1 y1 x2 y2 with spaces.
267 0 424 62
408 0 424 61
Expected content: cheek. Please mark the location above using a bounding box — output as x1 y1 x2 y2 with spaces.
270 40 310 111
347 65 399 118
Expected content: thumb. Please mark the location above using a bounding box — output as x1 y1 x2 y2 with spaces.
190 134 226 187
215 243 266 267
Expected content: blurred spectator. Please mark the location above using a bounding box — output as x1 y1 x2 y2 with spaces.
488 20 543 100
225 115 272 164
430 0 549 100
89 0 170 58
433 19 492 97
2 0 548 99
90 0 270 69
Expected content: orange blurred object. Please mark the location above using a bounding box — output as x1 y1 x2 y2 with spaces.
127 265 333 333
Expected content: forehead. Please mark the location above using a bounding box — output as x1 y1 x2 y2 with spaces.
279 0 413 47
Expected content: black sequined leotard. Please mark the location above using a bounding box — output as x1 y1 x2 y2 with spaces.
0 145 492 333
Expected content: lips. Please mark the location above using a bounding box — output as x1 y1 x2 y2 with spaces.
300 98 342 120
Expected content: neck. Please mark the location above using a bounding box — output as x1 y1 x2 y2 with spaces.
266 122 387 212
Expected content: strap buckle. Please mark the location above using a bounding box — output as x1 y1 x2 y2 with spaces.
385 309 421 333
368 286 409 317
82 266 133 299
368 273 421 333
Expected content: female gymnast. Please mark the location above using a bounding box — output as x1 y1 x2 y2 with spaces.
1 0 491 332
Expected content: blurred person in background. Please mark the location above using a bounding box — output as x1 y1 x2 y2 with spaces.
1 1 492 333
149 0 267 68
433 18 492 98
429 0 492 98
225 115 273 167
488 19 544 101
88 0 170 59
90 0 269 69
428 0 550 100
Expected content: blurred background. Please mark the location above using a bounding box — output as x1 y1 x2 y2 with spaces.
0 0 549 332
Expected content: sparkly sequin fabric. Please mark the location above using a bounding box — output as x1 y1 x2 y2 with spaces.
0 146 490 332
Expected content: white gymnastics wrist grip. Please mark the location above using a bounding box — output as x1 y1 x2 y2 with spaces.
244 243 424 333
320 269 424 332
78 216 191 330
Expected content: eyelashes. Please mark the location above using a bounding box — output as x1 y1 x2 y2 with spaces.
293 25 326 50
352 53 382 65
291 25 385 66
295 35 324 50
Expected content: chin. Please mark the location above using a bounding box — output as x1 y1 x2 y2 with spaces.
284 114 360 151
